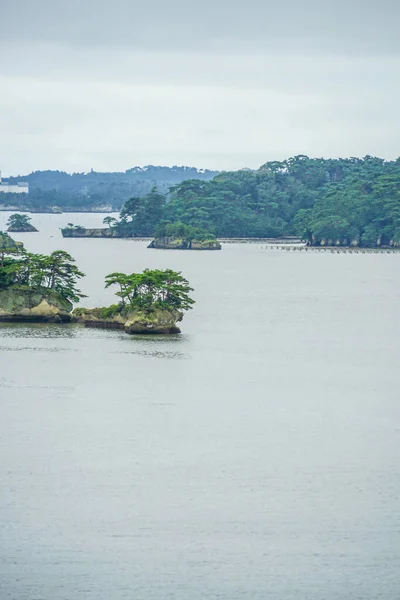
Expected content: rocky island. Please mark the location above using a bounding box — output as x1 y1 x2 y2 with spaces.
148 236 221 250
0 243 85 323
148 223 221 250
6 213 38 233
0 233 194 332
61 224 117 238
74 268 194 334
61 189 222 249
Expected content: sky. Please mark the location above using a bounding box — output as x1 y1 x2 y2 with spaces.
1 0 399 175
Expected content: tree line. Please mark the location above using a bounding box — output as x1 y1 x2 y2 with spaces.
0 166 217 211
103 155 400 246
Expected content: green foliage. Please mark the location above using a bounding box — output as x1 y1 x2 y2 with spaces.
115 187 166 236
0 232 23 269
6 213 32 229
73 304 122 319
61 223 86 234
293 209 313 242
4 156 400 246
0 166 217 211
105 269 194 313
98 304 121 319
154 221 216 242
0 249 86 303
103 216 117 228
164 156 400 246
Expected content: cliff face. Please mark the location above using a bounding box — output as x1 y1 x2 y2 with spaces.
0 286 73 322
148 236 221 250
124 308 182 334
74 306 183 334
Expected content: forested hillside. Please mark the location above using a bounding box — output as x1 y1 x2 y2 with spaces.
1 166 218 210
164 155 400 245
3 156 400 246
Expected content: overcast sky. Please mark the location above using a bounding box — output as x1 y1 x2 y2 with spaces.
1 0 399 175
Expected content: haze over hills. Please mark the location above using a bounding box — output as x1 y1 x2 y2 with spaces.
2 166 219 210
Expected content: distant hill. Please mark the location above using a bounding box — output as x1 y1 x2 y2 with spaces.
3 166 219 211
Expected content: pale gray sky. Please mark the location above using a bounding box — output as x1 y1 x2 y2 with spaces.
1 0 399 175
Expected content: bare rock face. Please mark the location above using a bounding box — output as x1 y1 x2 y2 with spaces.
124 308 182 334
0 286 73 322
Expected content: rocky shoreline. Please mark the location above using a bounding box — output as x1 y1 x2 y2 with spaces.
73 306 183 334
0 287 183 333
0 286 73 323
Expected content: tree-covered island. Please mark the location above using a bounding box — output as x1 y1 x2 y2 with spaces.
74 268 194 334
148 222 221 250
0 232 194 332
6 213 38 232
61 188 221 248
0 238 85 322
60 155 400 248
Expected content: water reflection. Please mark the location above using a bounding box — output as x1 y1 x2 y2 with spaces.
0 345 77 353
0 323 79 339
113 349 189 360
112 332 190 359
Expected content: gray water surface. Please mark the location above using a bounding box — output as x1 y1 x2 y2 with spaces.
1 213 399 599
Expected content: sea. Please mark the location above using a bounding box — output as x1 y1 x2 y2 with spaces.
0 212 399 600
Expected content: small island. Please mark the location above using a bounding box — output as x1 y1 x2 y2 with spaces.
148 222 221 250
74 269 194 334
61 223 117 238
0 241 85 322
6 213 38 232
61 188 221 249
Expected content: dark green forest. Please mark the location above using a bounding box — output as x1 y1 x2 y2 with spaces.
108 155 400 246
3 156 400 246
0 166 218 210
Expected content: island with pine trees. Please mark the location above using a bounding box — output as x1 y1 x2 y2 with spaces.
0 233 194 333
0 233 85 322
55 156 400 248
74 269 194 334
61 188 222 249
148 223 221 250
6 213 38 233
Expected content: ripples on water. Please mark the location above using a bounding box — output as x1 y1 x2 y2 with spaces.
0 323 189 360
0 214 400 600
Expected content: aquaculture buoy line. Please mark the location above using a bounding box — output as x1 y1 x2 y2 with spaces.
263 245 400 254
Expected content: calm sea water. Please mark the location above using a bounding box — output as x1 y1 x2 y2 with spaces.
1 212 400 600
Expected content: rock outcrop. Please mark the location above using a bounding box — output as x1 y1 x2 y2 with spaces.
73 306 183 334
7 224 38 233
148 236 221 250
61 227 117 238
0 286 73 322
0 232 23 251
